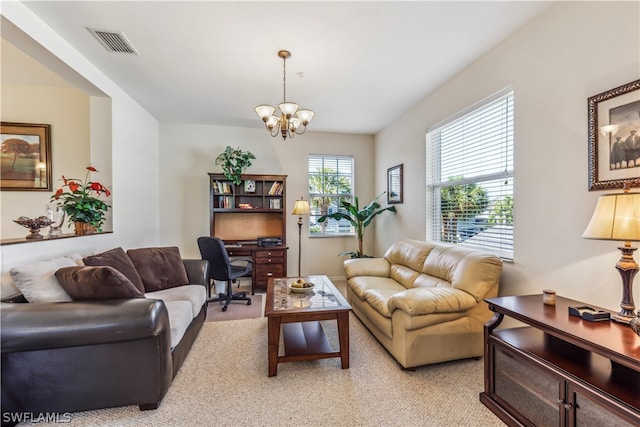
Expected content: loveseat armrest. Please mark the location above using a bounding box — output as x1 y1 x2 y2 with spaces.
183 259 209 287
1 298 169 353
343 258 391 280
388 287 478 316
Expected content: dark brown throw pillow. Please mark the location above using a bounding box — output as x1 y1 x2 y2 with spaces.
126 246 189 292
83 247 145 293
55 266 144 300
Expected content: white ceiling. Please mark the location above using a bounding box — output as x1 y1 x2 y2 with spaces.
14 1 554 135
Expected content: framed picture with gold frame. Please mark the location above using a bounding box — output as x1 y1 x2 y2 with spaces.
1 122 52 191
387 164 403 204
587 80 640 191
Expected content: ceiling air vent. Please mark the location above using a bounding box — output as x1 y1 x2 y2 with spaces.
88 28 139 55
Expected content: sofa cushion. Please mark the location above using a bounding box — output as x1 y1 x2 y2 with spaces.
83 247 145 293
413 273 451 289
145 285 206 318
348 276 404 301
388 287 477 316
55 266 145 300
163 300 193 349
9 255 83 303
127 247 189 292
362 288 399 318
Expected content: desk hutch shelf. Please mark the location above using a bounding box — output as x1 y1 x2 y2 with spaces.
208 173 288 293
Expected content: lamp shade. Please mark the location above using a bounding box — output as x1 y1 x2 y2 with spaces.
582 192 640 241
291 199 310 216
255 105 275 119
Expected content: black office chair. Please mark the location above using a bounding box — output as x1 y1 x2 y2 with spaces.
197 236 252 312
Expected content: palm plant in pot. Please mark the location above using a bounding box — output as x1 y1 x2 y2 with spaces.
51 166 111 234
215 146 256 186
318 193 396 258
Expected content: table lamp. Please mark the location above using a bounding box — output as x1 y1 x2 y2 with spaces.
291 198 310 277
582 184 640 323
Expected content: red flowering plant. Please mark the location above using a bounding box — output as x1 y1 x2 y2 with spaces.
51 166 111 231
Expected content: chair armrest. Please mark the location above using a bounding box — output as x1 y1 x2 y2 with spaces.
1 298 169 353
343 258 390 280
230 258 253 267
388 287 477 316
183 259 209 286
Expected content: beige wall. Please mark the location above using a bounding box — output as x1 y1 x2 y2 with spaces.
0 82 91 239
159 123 374 278
374 1 640 311
1 3 160 295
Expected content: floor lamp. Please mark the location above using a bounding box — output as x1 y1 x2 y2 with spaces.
291 198 310 277
582 184 640 323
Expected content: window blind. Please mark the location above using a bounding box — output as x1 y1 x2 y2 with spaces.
426 89 514 260
308 154 354 236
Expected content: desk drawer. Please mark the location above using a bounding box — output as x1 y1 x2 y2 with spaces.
255 264 284 286
227 249 252 257
255 250 284 264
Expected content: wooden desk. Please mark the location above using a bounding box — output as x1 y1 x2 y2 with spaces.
480 294 640 426
226 245 288 294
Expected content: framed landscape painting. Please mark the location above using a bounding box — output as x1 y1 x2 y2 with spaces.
0 122 52 191
587 80 640 191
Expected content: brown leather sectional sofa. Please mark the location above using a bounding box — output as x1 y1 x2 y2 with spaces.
1 247 209 425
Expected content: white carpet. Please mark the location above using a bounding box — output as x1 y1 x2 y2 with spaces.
45 314 504 427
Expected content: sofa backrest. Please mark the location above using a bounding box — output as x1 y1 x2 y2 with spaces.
384 239 502 302
384 239 434 288
422 244 502 301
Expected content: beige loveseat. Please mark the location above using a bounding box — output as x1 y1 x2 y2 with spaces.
344 239 502 369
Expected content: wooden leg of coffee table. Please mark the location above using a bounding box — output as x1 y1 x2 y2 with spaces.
267 316 281 377
337 312 350 369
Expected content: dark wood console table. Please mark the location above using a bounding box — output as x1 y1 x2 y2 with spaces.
480 294 639 426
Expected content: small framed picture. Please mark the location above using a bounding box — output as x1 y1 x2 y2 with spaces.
269 198 281 209
244 179 256 193
387 164 403 204
1 122 52 191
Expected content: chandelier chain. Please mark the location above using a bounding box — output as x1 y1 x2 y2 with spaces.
282 56 287 103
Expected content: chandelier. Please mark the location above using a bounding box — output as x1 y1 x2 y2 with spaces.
254 50 315 140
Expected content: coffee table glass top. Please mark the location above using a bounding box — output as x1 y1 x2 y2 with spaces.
269 275 349 312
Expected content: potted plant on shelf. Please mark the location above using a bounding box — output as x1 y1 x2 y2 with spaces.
215 146 256 185
318 193 396 258
51 165 111 234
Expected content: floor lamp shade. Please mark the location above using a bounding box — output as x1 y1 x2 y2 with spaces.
582 191 640 323
292 199 311 216
292 198 310 277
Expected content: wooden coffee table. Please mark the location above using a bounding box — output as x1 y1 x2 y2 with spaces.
264 275 352 377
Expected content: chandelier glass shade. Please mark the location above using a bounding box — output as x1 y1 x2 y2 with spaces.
255 50 315 140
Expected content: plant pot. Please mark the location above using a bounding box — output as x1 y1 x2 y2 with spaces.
74 221 97 235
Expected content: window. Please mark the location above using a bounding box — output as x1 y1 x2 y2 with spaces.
308 154 354 236
426 89 514 260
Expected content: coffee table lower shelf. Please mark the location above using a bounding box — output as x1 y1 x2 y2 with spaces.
265 275 351 377
281 321 337 359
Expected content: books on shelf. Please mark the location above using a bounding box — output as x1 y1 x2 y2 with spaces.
267 181 283 195
218 195 234 209
213 181 232 194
